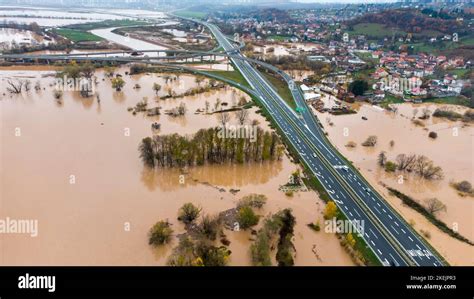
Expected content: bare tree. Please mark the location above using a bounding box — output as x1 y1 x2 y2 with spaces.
24 80 31 92
415 155 443 180
34 80 41 92
6 79 25 94
396 154 416 171
235 109 249 125
412 108 419 119
218 112 231 127
378 151 387 166
424 198 446 215
421 107 431 119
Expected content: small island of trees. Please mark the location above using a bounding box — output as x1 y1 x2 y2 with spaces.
139 126 284 168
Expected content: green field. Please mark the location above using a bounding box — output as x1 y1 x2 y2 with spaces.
174 10 207 20
350 23 405 38
423 96 472 108
205 70 251 89
54 29 102 42
66 19 150 31
261 72 296 109
267 35 291 42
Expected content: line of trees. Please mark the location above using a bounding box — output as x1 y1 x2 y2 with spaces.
139 127 284 168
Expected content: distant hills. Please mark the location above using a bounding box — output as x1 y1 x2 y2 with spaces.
347 9 468 37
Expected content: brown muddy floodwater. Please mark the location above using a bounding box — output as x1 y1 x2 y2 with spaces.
0 66 352 266
316 103 474 265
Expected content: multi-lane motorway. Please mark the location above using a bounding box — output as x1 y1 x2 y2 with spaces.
0 16 445 266
202 20 444 266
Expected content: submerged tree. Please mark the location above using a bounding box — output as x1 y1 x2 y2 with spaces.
111 77 125 91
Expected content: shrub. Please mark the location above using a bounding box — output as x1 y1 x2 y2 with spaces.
111 77 125 91
237 194 267 209
53 89 63 100
195 242 231 266
250 231 272 266
453 180 472 193
384 161 397 172
361 135 377 147
178 203 202 224
324 201 338 219
345 141 357 148
236 206 260 229
148 220 173 246
198 215 221 241
428 131 438 139
167 236 200 266
308 220 320 231
433 108 463 120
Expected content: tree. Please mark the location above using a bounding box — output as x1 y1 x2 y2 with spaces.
415 155 443 180
111 77 125 91
396 154 416 171
195 76 204 86
236 206 260 229
178 203 202 224
6 79 25 94
139 137 155 168
148 220 173 246
424 198 446 215
152 83 162 95
389 140 395 148
378 151 387 166
421 107 431 119
454 181 472 193
324 201 338 219
349 79 369 96
345 233 356 248
217 112 231 127
177 102 187 115
235 109 249 125
198 215 221 241
80 62 95 79
238 96 248 106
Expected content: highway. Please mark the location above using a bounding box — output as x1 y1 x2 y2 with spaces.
0 17 445 266
201 21 443 266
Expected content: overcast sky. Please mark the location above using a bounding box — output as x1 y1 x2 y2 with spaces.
293 0 397 3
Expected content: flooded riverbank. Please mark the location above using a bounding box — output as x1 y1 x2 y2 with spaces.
0 66 353 266
315 103 474 265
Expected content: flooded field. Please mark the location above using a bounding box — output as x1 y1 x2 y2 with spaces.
0 6 127 26
0 28 49 45
315 103 474 265
0 66 352 266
